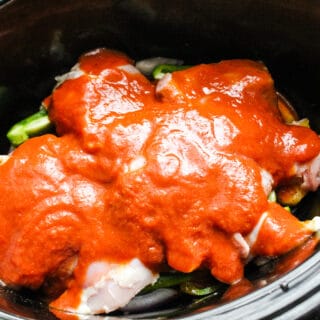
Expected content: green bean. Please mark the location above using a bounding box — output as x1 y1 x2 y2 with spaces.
6 107 52 147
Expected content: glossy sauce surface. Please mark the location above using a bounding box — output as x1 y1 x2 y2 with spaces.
0 49 319 310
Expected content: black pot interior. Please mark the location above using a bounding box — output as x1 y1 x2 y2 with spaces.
0 0 319 319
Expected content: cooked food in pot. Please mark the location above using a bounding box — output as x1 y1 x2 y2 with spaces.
0 48 319 316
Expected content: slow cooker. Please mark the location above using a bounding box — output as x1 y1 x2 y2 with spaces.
0 1 319 319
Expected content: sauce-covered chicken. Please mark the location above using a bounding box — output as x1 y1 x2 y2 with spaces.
0 49 319 315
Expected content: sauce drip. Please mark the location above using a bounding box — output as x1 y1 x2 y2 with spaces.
0 49 319 310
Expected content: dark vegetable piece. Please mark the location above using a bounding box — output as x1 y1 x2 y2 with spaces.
276 92 298 124
152 64 192 79
277 181 308 207
121 288 179 313
6 107 51 147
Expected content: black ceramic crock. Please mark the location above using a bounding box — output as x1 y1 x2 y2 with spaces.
0 1 319 319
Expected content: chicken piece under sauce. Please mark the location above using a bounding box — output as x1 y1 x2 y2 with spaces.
0 48 319 315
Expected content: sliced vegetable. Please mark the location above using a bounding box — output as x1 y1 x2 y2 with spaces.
141 272 193 294
291 118 310 128
136 57 184 76
180 281 222 296
6 106 52 147
142 270 225 299
122 288 179 313
152 64 192 80
277 92 298 123
268 190 277 202
180 273 225 296
277 181 308 207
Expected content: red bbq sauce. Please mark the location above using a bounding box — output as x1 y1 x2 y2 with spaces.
0 49 319 311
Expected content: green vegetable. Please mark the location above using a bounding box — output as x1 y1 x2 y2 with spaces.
152 64 192 80
268 190 277 202
180 274 225 296
141 272 193 293
268 190 291 212
180 281 221 296
141 270 226 299
6 107 52 147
